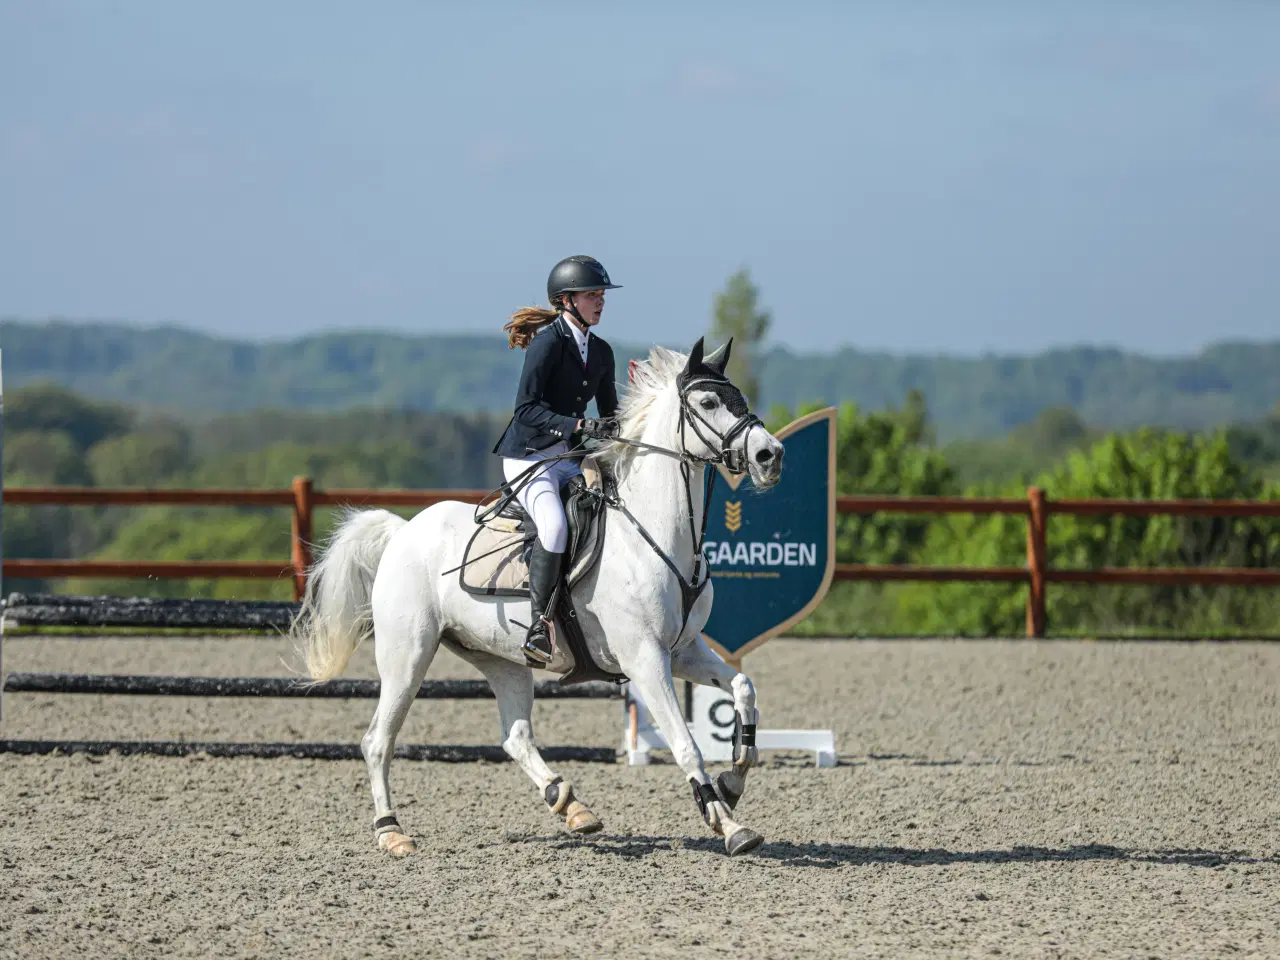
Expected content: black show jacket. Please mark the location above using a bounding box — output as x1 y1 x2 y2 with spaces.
492 316 620 458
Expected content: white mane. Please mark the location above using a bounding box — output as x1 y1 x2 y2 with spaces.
596 344 689 472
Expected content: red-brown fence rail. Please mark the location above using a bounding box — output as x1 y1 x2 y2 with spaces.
5 481 1280 637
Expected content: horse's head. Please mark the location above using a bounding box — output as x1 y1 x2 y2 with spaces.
676 337 785 489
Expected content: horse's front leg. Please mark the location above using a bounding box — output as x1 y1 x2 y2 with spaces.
622 642 764 857
670 634 759 813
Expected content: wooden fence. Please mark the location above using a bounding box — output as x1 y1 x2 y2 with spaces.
5 480 1280 637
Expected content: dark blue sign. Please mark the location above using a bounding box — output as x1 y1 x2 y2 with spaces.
700 408 836 659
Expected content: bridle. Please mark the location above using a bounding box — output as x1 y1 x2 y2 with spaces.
675 374 765 475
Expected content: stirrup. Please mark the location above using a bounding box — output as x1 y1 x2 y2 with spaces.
523 617 555 665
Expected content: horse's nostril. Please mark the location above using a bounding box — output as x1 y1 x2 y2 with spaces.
755 448 774 465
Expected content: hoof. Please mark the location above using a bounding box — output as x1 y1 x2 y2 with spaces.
725 826 764 857
564 800 604 836
378 831 418 857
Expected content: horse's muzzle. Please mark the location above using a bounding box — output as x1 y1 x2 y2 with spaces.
749 445 784 488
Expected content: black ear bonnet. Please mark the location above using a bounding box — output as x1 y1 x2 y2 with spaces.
676 338 749 415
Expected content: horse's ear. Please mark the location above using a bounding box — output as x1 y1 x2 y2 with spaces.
705 337 733 376
685 337 705 373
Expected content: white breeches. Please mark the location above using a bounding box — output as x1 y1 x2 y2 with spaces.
502 443 582 554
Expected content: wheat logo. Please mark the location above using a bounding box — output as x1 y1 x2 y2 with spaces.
724 500 743 534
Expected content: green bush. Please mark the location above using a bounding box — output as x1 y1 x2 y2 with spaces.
70 507 293 600
892 429 1280 636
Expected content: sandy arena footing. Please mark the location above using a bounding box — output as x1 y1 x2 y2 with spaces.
1 635 1278 959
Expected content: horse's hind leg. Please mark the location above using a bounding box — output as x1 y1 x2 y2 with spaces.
455 648 603 836
671 634 760 812
363 609 440 857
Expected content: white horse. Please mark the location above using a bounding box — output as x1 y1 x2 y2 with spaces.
291 337 786 857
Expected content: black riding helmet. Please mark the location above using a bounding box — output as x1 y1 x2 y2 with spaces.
547 255 622 305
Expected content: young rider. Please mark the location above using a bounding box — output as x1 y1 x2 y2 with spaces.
492 255 622 665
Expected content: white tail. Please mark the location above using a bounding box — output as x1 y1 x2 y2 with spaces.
292 507 408 682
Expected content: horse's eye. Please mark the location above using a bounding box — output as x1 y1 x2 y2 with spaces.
700 398 717 411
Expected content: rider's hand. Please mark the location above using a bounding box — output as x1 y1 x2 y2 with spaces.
579 417 619 440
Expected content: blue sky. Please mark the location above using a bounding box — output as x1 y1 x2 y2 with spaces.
2 1 1278 355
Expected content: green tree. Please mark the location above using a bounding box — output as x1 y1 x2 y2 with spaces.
5 430 94 485
88 424 192 487
945 407 1100 489
5 382 132 450
182 440 438 490
76 507 294 600
2 429 98 592
710 268 771 407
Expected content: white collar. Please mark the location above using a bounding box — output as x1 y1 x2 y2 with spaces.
563 314 590 352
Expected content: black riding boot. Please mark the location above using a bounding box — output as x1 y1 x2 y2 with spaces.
523 541 563 666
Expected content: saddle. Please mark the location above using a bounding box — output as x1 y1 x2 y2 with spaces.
458 456 626 686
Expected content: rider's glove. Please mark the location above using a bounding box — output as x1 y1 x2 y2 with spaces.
579 417 620 440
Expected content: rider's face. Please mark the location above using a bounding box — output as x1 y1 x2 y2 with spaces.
566 290 605 327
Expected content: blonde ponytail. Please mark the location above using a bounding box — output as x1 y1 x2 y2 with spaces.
502 305 561 350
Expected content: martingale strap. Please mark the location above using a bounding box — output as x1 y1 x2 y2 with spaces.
611 463 716 633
